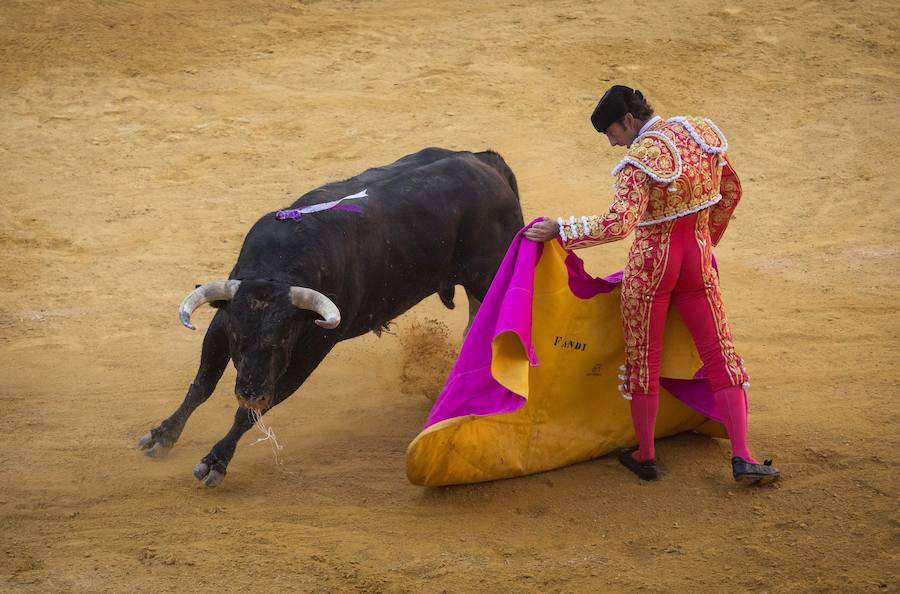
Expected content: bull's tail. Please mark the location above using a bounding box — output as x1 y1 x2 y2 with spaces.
475 150 520 201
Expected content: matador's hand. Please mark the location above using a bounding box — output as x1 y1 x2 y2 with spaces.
523 218 560 242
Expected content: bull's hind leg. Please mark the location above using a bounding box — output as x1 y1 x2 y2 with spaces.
459 214 516 334
193 337 336 488
138 310 230 457
463 286 482 336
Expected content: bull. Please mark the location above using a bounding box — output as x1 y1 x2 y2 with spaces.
138 147 524 487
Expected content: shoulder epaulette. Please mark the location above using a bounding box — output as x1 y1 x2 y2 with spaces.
611 131 681 183
668 116 728 154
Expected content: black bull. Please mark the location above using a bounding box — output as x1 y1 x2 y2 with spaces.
138 147 524 487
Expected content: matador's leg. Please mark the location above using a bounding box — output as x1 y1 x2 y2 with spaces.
671 212 778 483
671 211 747 391
619 222 677 472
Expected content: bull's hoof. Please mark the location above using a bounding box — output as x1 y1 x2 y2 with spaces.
137 430 173 458
193 458 227 488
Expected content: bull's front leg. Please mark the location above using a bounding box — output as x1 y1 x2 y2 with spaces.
192 406 258 487
138 310 230 457
192 337 336 488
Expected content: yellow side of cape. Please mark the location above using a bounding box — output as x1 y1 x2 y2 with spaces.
406 241 723 486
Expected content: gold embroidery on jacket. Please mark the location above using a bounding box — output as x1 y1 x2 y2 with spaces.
639 120 724 225
561 116 740 248
565 166 650 249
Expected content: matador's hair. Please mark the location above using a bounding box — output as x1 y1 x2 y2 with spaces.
622 89 654 122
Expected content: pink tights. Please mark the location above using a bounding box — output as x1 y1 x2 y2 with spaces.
713 386 757 463
629 394 659 462
630 387 756 463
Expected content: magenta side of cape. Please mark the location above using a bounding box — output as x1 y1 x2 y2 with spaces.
423 222 722 429
423 225 541 428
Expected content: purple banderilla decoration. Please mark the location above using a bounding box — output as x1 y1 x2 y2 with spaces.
275 188 368 221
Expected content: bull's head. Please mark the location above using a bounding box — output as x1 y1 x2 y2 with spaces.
178 280 340 409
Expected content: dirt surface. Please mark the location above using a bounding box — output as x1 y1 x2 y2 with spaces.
2 1 898 592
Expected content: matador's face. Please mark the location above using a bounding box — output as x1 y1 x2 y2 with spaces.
604 114 640 148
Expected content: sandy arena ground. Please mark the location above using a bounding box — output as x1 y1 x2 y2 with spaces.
2 1 899 592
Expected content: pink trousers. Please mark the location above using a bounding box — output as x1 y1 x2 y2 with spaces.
620 210 753 463
620 209 748 399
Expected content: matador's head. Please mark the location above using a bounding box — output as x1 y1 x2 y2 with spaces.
591 85 655 148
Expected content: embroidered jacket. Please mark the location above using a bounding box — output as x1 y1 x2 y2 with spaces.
559 116 742 249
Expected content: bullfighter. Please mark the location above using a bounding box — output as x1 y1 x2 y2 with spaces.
524 85 779 484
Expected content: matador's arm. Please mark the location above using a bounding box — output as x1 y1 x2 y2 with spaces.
557 164 651 250
708 155 742 246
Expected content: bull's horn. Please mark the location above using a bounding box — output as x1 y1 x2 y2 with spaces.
289 287 341 329
179 280 241 330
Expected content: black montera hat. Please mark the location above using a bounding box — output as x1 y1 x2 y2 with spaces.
590 85 639 133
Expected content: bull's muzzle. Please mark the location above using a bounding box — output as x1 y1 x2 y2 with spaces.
235 390 273 411
234 372 275 410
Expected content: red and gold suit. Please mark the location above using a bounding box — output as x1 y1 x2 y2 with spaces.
557 116 749 399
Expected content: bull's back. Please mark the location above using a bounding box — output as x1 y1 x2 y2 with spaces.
298 147 468 207
352 149 519 274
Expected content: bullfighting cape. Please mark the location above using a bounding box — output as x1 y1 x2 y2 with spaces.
405 223 726 486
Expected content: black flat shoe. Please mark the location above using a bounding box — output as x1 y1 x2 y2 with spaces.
732 457 780 485
618 447 658 481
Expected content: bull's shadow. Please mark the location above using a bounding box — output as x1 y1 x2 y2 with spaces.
138 147 524 488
